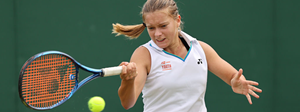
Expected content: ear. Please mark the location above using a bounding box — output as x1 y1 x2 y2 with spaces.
176 15 181 28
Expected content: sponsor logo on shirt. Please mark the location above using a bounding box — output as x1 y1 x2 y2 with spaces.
197 59 202 64
161 61 172 71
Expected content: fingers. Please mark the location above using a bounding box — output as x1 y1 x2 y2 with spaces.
120 65 127 80
249 85 262 93
121 65 127 74
246 82 262 99
246 80 259 86
233 68 243 80
126 63 137 80
246 94 252 105
246 80 262 93
119 62 129 66
245 86 261 104
249 89 259 98
246 89 261 105
119 62 138 80
120 62 128 76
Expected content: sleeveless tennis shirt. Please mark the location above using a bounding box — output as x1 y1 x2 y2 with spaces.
141 31 208 112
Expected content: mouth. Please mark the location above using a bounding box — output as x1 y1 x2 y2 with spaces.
156 38 166 42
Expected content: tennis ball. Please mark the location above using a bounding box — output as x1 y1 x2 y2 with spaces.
88 96 105 112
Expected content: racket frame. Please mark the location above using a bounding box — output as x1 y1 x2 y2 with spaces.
18 51 116 110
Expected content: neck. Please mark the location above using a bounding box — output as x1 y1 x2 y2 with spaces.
163 36 184 54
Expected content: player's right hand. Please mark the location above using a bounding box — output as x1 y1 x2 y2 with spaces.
119 62 138 80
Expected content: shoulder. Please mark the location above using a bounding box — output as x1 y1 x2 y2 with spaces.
198 40 219 56
197 40 221 61
198 41 212 51
197 40 207 46
132 40 152 58
132 46 150 56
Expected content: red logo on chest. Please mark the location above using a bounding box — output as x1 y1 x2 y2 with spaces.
161 61 172 71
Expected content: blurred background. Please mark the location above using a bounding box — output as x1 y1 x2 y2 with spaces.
1 0 299 112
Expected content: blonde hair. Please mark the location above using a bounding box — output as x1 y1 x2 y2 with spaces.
112 0 182 39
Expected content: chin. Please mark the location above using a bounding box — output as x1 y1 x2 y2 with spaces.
157 44 168 49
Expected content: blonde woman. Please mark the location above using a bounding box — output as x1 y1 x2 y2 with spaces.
113 0 262 111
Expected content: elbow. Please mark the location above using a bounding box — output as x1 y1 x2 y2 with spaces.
120 99 135 110
123 106 131 110
119 96 135 110
122 103 134 110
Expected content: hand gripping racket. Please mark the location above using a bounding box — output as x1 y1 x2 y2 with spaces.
18 51 122 110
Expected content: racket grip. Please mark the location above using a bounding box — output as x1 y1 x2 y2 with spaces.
102 66 123 77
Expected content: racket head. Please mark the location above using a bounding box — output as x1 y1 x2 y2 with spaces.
18 51 79 110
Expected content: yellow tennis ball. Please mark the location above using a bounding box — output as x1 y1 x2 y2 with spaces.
88 96 105 112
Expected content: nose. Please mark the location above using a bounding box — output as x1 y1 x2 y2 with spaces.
154 29 162 37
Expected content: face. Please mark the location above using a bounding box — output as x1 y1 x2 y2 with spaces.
144 8 181 49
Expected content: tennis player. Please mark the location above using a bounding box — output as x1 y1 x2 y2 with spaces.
113 0 262 111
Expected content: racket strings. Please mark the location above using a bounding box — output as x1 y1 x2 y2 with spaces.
21 54 76 108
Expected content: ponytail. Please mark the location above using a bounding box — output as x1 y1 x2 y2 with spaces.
112 23 146 39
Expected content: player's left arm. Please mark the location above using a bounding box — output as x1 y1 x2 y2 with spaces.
198 41 262 104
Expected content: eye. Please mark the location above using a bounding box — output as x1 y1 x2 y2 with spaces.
161 24 167 28
148 27 155 30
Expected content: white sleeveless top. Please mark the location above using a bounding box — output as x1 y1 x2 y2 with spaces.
141 31 208 112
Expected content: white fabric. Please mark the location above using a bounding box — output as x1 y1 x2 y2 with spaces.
141 31 208 112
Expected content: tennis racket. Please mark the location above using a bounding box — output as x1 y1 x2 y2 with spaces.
18 51 122 110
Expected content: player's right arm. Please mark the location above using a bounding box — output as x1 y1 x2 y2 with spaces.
118 46 150 110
